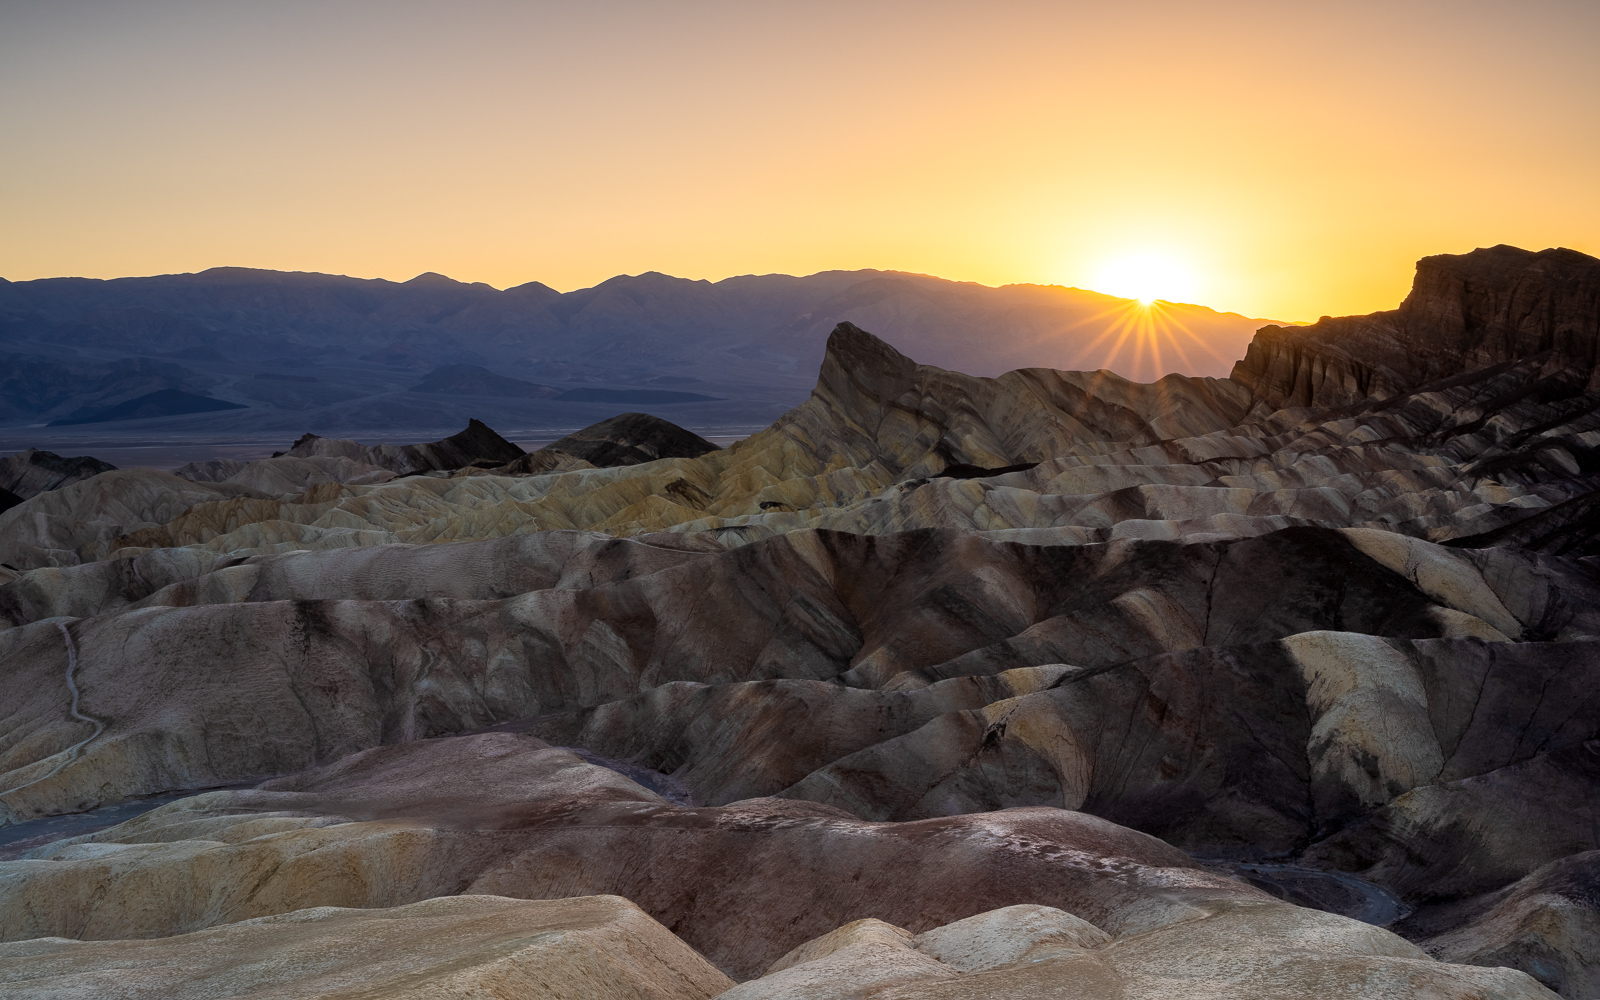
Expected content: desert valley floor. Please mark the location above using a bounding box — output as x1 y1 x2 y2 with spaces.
1 245 1599 998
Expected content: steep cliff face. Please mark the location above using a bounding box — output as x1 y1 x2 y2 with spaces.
1233 245 1600 410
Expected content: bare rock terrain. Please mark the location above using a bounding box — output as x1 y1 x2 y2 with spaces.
0 266 1275 439
1 245 1598 997
0 449 118 503
0 893 735 1000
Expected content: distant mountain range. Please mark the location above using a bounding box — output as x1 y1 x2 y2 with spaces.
0 267 1274 435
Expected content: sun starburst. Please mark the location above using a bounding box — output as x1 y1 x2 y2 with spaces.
1063 296 1231 384
1094 253 1198 306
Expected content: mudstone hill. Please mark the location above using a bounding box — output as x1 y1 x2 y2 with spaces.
1 244 1599 998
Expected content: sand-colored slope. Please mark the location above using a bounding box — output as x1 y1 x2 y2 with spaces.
3 320 1590 579
3 526 1595 828
726 904 1553 1000
0 894 733 1000
3 248 1600 998
0 734 1554 997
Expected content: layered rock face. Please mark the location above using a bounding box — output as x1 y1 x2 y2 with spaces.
0 892 736 1000
1 245 1597 997
0 734 1553 999
0 449 116 514
1233 245 1600 409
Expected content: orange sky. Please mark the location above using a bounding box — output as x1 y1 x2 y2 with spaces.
2 0 1597 323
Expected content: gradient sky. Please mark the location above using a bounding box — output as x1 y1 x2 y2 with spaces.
3 0 1597 323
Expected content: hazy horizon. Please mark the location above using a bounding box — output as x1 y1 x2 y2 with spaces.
2 261 1288 321
4 1 1596 323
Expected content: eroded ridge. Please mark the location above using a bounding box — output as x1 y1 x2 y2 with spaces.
2 246 1598 998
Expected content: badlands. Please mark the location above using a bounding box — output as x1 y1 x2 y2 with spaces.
1 243 1599 998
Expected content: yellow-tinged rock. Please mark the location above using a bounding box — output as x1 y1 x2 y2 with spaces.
0 894 733 1000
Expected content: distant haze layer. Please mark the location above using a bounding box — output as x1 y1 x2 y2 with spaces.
0 266 1271 445
2 1 1596 320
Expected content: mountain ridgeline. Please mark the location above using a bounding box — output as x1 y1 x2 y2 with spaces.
1234 245 1600 408
3 245 1600 1000
0 266 1270 435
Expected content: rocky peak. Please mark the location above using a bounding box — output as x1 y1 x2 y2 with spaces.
760 321 1247 478
544 412 720 468
403 271 462 286
1232 244 1600 410
1402 245 1600 373
814 321 920 416
285 418 524 475
0 448 117 501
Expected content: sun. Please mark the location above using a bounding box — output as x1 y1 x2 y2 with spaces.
1093 253 1199 306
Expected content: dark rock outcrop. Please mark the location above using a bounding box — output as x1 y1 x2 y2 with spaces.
46 388 246 426
0 449 116 500
1443 489 1600 557
284 417 524 474
535 412 721 468
1419 851 1600 998
409 364 561 398
492 447 597 475
1233 245 1600 410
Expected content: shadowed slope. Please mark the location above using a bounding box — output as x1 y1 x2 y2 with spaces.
2 247 1600 997
1234 246 1600 410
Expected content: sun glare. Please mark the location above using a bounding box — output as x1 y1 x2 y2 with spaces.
1093 253 1199 306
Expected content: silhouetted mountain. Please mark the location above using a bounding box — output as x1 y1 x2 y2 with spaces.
0 266 1272 434
410 364 561 398
0 448 117 499
47 389 245 425
0 354 211 425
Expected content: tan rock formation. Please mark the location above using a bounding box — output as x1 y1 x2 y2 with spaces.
0 469 262 570
5 525 1595 832
725 902 1554 1000
911 903 1112 970
4 306 1591 576
174 454 397 494
3 246 1600 996
0 894 734 1000
281 417 525 475
0 734 1261 978
0 732 1564 997
1422 852 1600 999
